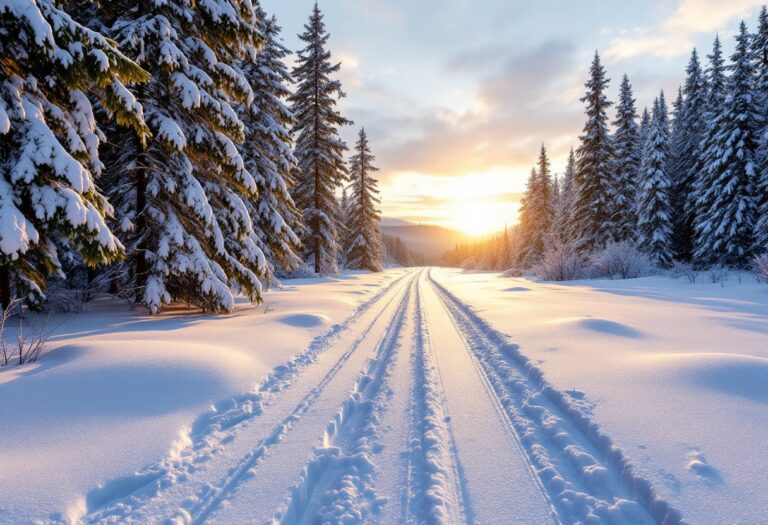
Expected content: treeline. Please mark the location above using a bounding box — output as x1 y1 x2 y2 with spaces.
382 235 431 267
466 9 768 275
0 1 382 313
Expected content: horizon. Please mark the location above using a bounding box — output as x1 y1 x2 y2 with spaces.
263 0 765 235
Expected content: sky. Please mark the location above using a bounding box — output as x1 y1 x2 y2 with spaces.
262 0 766 236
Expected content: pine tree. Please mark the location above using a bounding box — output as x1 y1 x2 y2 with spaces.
639 107 651 148
551 147 577 244
517 145 554 265
574 52 614 250
105 1 267 313
753 7 768 254
706 36 727 118
339 184 351 265
240 7 302 281
0 0 149 309
693 22 761 267
675 49 709 260
290 4 352 274
637 94 674 267
610 74 641 242
346 128 383 272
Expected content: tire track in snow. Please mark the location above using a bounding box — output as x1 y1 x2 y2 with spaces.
71 271 416 525
272 273 418 524
428 271 685 525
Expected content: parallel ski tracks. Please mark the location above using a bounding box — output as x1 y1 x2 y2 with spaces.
66 268 684 525
79 271 416 524
428 270 682 525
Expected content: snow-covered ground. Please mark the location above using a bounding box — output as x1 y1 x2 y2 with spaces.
1 267 766 524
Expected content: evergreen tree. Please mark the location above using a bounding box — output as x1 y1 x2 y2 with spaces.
639 107 651 148
753 7 768 254
668 88 688 257
636 94 674 267
574 52 614 250
610 74 641 242
706 36 727 118
693 22 761 267
517 145 554 265
551 147 577 243
339 184 351 265
676 49 709 260
0 0 149 309
346 128 383 272
105 1 267 313
240 8 302 281
290 4 352 274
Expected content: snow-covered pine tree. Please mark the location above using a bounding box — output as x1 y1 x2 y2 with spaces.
550 147 577 244
573 52 614 251
692 22 761 267
706 36 727 118
290 4 352 274
339 184 351 267
610 74 640 242
639 107 651 148
346 128 383 272
0 0 150 309
668 88 688 256
516 167 539 266
239 7 302 281
752 7 768 255
636 94 674 267
105 1 268 313
675 49 709 260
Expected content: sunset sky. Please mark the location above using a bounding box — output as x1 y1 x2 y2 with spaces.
263 0 766 235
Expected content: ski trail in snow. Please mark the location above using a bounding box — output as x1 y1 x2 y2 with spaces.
198 271 419 524
272 271 418 524
71 271 416 525
420 272 557 524
399 269 468 525
428 271 685 525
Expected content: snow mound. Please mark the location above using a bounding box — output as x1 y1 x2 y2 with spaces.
277 313 329 327
549 317 646 339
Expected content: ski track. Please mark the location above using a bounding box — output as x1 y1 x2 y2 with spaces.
272 272 418 524
428 270 685 525
66 271 415 525
51 267 687 525
402 270 469 525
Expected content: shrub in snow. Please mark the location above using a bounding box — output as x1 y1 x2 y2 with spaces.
531 241 588 281
589 242 657 280
668 260 697 283
1 301 57 367
707 265 729 284
752 255 768 283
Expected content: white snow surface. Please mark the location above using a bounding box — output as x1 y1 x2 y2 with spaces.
0 267 766 524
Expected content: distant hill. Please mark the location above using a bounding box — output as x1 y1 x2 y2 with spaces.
380 223 471 261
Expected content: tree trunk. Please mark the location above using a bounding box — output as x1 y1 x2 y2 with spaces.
0 264 10 312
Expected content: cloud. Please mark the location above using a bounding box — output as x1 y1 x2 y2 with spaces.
358 39 582 179
606 0 763 61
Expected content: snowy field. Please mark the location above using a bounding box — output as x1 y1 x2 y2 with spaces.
1 267 766 524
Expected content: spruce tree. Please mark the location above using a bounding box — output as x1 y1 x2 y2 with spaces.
536 143 555 236
574 52 614 250
676 49 709 260
240 8 302 281
692 22 761 267
752 7 768 254
346 128 383 272
290 4 352 274
0 0 149 309
706 36 727 118
639 107 651 148
339 184 351 266
550 147 577 244
637 94 674 267
517 145 554 265
610 74 641 242
105 1 267 313
516 167 539 266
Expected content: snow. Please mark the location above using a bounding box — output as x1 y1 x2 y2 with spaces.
433 268 768 524
0 270 405 523
1 267 767 524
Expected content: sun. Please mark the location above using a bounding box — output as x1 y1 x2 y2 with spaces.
450 202 500 237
